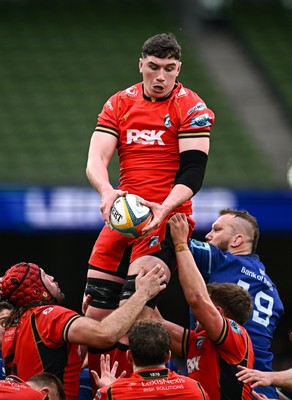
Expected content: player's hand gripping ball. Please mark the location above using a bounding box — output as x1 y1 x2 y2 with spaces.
109 194 152 238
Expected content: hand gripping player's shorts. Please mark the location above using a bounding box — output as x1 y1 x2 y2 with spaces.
89 214 195 278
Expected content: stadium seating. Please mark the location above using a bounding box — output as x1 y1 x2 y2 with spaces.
231 1 292 122
0 0 281 188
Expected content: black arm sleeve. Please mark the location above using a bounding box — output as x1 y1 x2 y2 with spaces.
174 149 208 195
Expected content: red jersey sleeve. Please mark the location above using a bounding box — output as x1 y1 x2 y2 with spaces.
95 91 122 139
175 87 215 138
33 305 81 346
215 318 254 364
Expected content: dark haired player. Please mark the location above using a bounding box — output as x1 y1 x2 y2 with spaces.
0 372 65 400
83 32 215 380
93 320 210 400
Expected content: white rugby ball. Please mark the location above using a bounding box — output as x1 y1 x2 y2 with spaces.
109 194 152 238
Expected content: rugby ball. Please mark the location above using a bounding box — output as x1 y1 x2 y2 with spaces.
109 194 152 238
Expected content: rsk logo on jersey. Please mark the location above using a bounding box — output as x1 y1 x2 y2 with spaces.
190 113 212 128
127 129 165 145
187 355 201 373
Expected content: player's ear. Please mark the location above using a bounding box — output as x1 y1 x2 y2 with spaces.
139 58 144 73
165 350 171 363
126 350 134 366
231 234 244 248
216 305 224 316
40 387 49 396
176 61 182 76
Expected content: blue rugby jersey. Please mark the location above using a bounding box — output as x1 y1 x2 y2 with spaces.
188 239 284 399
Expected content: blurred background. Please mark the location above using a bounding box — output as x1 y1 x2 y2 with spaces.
0 0 292 370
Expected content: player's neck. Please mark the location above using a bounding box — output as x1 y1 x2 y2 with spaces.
229 245 251 256
134 363 165 372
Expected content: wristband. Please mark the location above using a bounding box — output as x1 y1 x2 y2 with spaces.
174 242 189 253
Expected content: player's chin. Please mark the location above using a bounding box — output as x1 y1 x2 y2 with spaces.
151 86 168 97
56 292 65 304
152 91 167 98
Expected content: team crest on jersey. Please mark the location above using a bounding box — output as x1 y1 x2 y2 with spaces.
148 236 159 247
125 85 138 97
190 113 212 128
230 320 243 334
177 87 187 97
187 102 206 115
196 335 205 349
164 114 172 128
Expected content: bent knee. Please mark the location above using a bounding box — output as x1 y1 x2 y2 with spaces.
129 255 171 282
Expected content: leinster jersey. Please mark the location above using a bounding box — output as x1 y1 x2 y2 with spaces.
189 239 284 398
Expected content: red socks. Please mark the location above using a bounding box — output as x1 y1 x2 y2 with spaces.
113 342 133 378
87 345 117 392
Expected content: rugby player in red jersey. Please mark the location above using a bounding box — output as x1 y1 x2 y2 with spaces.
1 261 166 399
83 32 215 380
0 373 65 400
93 320 210 400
